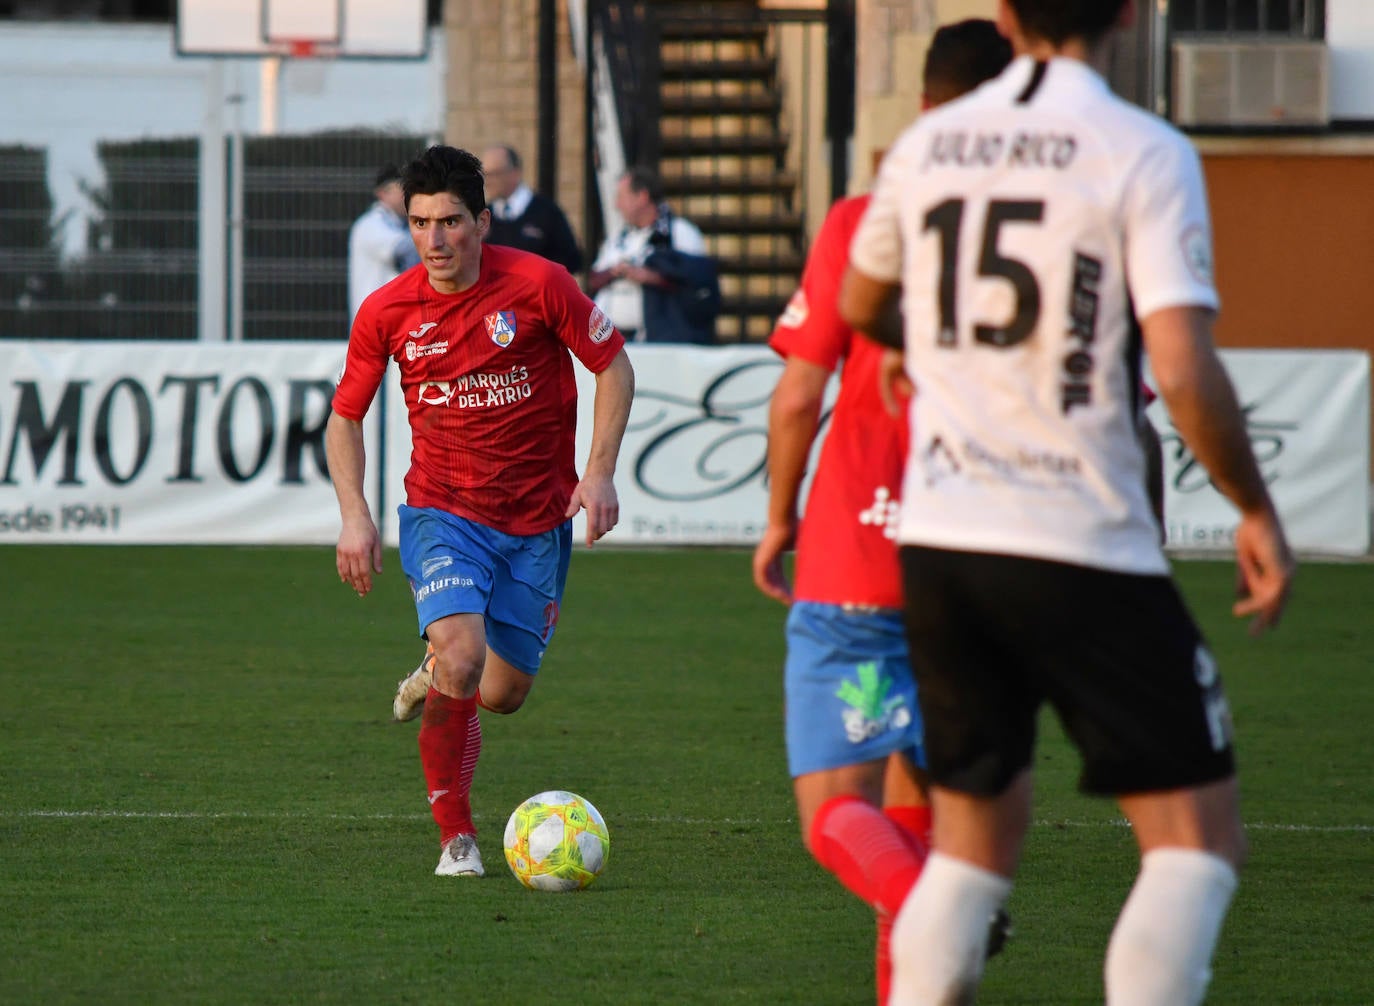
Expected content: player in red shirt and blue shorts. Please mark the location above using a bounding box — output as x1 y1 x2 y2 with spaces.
328 146 635 878
752 22 1012 1002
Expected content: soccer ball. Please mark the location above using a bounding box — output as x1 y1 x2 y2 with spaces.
503 790 610 892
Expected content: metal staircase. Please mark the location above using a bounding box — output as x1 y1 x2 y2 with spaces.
588 0 845 342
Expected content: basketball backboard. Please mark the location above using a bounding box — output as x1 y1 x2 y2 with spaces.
175 0 428 59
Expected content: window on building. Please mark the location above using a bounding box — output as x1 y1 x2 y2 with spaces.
1171 0 1325 38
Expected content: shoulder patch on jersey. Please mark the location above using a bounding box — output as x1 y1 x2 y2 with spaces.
484 311 517 348
778 289 809 329
589 306 614 344
1181 226 1214 286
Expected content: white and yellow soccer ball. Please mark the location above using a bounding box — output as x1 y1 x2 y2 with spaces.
503 790 610 892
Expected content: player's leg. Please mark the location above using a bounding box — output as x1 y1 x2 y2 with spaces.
398 506 498 877
1027 558 1241 1006
1105 781 1243 1005
889 546 1040 1005
479 518 572 714
784 602 927 1005
392 641 435 722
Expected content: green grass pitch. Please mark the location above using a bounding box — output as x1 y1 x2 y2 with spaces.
1 546 1370 1004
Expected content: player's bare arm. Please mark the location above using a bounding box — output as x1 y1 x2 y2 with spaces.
753 356 829 605
324 410 383 597
837 266 903 349
568 347 635 545
1142 305 1296 633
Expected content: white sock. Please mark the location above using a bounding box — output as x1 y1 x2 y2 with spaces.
889 851 1013 1005
1105 848 1238 1006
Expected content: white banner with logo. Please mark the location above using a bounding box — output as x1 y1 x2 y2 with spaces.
2 342 1368 554
0 341 374 544
1147 349 1370 556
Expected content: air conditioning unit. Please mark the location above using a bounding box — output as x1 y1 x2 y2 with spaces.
1173 38 1329 128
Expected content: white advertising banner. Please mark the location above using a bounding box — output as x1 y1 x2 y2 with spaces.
3 342 1368 554
0 341 374 544
1148 349 1370 556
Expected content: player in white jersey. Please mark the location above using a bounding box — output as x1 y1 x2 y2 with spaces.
839 2 1294 1004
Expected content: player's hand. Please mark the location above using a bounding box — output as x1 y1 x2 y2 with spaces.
878 349 913 418
752 521 796 605
1231 509 1295 636
336 515 383 597
567 472 619 546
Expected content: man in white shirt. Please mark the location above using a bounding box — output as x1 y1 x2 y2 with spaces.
588 167 710 343
839 1 1294 1003
347 164 420 324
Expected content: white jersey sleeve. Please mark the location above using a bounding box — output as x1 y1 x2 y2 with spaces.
1121 135 1219 320
849 134 916 283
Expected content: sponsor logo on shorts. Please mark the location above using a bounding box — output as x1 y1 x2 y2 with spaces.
414 575 476 603
589 306 614 344
836 661 912 744
421 555 454 578
1193 645 1233 751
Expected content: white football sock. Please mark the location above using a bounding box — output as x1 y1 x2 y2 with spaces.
889 851 1013 1005
1105 848 1238 1006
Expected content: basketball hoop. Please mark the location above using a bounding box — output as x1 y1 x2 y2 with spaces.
287 39 317 58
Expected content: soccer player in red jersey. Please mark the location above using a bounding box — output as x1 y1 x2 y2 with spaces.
327 145 635 877
752 21 1012 1003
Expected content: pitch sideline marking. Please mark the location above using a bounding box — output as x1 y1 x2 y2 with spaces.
4 809 1372 833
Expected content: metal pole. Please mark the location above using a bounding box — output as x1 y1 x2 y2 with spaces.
198 60 228 342
538 0 557 197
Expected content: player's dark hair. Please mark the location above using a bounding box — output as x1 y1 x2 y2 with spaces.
501 145 522 170
402 145 487 215
1006 0 1127 46
622 165 663 204
923 19 1013 99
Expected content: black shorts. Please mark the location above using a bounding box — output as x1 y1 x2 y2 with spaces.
898 545 1236 797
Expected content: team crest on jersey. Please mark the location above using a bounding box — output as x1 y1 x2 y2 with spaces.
1181 226 1214 286
485 311 517 348
778 289 809 328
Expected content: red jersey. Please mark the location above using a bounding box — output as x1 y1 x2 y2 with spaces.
333 244 625 534
769 195 906 609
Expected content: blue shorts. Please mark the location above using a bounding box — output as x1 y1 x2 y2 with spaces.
397 506 572 674
784 602 925 778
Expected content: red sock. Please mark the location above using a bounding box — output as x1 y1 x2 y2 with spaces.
874 804 931 1005
884 803 933 856
809 795 925 916
876 910 894 1006
417 687 481 844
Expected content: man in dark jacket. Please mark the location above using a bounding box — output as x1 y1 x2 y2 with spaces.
481 144 583 274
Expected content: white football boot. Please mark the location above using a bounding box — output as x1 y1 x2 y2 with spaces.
392 644 434 722
435 834 484 877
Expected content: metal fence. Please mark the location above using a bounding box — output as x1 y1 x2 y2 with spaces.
0 131 429 341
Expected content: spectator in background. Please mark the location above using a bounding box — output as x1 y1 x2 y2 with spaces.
348 164 420 323
481 144 583 274
588 166 719 344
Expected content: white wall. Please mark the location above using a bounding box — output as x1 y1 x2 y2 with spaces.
1329 0 1374 120
0 21 445 258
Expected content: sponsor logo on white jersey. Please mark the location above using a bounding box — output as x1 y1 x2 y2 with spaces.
589 306 614 344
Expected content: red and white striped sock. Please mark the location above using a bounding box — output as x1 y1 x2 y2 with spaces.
417 687 481 845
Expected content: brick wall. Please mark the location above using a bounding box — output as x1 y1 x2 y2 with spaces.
441 0 588 256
